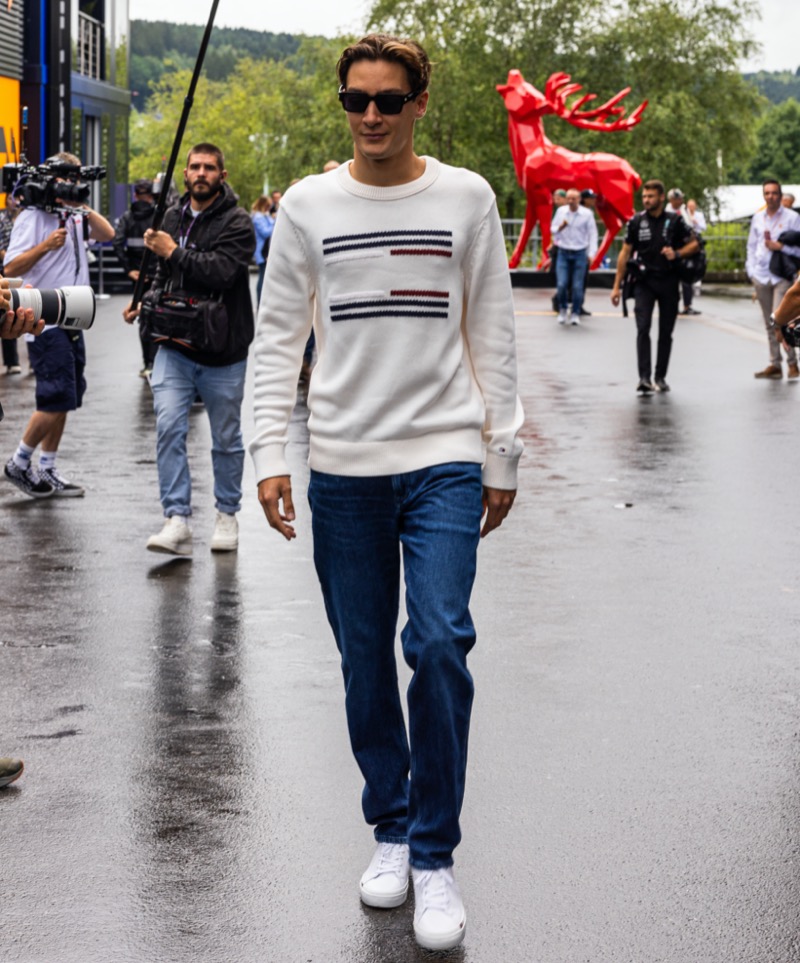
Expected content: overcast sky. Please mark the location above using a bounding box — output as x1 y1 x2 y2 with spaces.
129 0 799 73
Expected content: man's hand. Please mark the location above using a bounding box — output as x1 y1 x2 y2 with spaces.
122 301 140 325
0 278 43 338
610 285 621 307
128 269 140 281
481 486 516 538
765 238 783 252
257 475 296 540
144 229 178 260
46 228 68 251
0 306 44 339
661 246 677 261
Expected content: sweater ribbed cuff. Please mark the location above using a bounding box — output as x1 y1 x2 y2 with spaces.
481 451 520 491
250 443 291 485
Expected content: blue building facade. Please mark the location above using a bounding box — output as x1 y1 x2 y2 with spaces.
2 0 131 221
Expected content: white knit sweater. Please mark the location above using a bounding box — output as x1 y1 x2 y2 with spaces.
249 157 524 489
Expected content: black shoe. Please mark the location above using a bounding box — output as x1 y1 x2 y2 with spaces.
579 308 591 316
38 466 85 497
654 377 670 392
684 308 701 316
636 379 655 394
4 459 54 498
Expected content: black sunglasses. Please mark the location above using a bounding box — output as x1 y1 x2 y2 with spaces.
338 86 421 115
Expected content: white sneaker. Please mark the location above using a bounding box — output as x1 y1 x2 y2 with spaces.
569 314 581 326
210 511 238 552
412 867 466 951
557 309 568 324
146 515 193 556
359 842 410 908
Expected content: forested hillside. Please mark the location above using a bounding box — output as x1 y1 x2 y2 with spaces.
743 69 800 105
129 21 305 110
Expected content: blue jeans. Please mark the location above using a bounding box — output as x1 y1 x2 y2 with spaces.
307 462 483 870
555 247 588 314
150 346 246 517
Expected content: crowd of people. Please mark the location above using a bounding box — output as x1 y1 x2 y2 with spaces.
2 31 800 954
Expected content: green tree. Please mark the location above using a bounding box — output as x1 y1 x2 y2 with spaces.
366 0 762 215
746 98 800 184
129 38 355 208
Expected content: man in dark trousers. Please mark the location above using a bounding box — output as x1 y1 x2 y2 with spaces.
611 179 698 393
113 178 157 376
123 143 255 555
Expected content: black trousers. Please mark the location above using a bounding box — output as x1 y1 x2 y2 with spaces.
2 338 20 368
634 276 679 380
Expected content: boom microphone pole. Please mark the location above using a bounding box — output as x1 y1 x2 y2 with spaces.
131 0 221 310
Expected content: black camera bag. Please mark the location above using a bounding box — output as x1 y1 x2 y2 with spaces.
141 287 229 353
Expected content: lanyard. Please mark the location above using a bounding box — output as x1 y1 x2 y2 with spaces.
178 203 201 248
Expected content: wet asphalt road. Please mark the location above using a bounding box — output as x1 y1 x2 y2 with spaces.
1 284 800 963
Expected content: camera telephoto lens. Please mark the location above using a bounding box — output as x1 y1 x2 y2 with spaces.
10 286 96 331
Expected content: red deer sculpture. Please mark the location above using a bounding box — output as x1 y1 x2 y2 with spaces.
497 70 647 270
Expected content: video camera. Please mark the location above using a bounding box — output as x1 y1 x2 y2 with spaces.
2 157 106 213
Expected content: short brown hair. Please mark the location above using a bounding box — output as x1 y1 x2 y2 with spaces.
47 151 81 167
337 34 432 94
642 179 665 195
186 142 225 171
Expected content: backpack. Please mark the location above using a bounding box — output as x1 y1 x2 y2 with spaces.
665 212 707 284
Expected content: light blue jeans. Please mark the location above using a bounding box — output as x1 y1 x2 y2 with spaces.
150 346 246 517
307 462 483 869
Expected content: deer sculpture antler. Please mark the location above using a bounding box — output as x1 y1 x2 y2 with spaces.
544 72 647 132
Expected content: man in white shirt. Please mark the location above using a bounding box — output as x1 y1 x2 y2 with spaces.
746 179 800 379
3 152 114 497
250 33 523 953
550 188 597 325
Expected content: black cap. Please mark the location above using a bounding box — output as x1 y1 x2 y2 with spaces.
133 178 154 195
580 189 596 199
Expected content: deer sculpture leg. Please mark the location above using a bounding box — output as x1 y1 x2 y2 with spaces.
509 198 538 269
593 202 626 270
509 192 553 269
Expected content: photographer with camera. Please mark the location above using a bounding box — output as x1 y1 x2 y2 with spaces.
123 143 255 555
2 151 113 498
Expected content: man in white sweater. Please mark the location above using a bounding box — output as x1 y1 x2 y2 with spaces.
249 34 524 951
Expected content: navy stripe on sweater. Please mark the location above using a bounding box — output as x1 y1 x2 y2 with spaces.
330 290 450 323
323 230 453 257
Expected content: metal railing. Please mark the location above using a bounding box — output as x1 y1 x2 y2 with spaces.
500 218 750 275
77 12 103 80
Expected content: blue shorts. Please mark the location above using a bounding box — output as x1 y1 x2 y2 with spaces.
28 328 87 412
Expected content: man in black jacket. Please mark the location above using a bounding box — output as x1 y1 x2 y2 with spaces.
123 143 255 555
113 178 157 376
610 179 698 394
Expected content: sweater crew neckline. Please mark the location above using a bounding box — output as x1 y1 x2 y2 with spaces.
337 157 440 200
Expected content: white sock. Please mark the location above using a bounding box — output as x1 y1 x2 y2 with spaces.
39 451 57 471
12 441 35 470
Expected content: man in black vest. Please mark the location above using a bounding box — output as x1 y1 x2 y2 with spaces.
123 143 255 555
611 179 698 393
